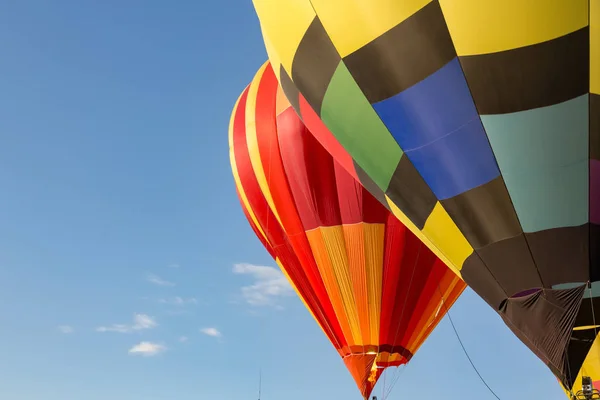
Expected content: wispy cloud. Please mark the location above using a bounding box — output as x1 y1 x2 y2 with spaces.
179 336 188 343
58 325 74 334
146 274 175 287
232 263 294 307
200 327 221 338
96 313 157 333
158 297 198 306
128 341 166 356
168 263 180 269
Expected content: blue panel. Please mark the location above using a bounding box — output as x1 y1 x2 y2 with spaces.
405 118 500 200
372 58 480 151
371 57 500 199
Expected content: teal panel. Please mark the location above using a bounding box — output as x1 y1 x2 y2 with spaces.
481 95 589 233
553 282 600 299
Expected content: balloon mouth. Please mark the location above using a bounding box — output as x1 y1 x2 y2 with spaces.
511 288 542 298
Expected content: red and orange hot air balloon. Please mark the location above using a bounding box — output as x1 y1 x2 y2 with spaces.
229 62 466 399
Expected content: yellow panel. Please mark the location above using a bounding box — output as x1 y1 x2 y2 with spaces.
342 224 370 346
229 91 270 246
562 329 600 396
244 64 283 228
252 0 316 72
439 0 588 56
385 195 463 277
261 32 282 82
311 0 431 57
320 226 363 344
592 0 600 95
364 223 384 346
422 202 472 269
306 228 358 345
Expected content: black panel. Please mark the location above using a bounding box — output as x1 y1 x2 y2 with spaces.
475 234 543 297
291 17 341 115
499 286 586 388
384 155 437 230
591 224 600 283
343 0 456 104
525 225 589 287
279 66 302 118
461 252 508 309
460 27 589 114
441 176 522 249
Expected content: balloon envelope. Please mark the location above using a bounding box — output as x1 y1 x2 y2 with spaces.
229 62 465 398
251 0 599 394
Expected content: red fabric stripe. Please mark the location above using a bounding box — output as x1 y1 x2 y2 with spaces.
398 259 448 347
253 65 305 238
252 66 346 346
298 94 358 180
236 186 275 259
332 160 388 225
380 225 439 347
277 106 342 229
232 85 345 349
379 214 407 345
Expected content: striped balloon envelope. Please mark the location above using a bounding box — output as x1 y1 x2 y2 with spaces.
250 0 599 395
229 62 466 399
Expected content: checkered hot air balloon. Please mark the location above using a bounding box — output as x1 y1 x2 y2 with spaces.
251 0 600 396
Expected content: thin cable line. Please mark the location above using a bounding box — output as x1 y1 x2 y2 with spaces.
437 285 502 400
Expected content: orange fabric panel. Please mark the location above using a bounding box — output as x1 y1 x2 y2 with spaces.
364 223 385 347
305 228 357 346
405 271 460 351
344 354 377 399
341 223 369 346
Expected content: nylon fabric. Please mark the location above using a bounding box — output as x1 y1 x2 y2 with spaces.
320 225 363 344
229 62 466 399
364 223 384 346
250 0 600 384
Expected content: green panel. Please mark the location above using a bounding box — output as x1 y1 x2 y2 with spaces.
320 61 402 191
481 95 589 233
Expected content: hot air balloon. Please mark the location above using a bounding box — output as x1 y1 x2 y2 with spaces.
229 62 466 399
250 0 599 396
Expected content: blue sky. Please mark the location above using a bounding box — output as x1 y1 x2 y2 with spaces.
0 1 568 399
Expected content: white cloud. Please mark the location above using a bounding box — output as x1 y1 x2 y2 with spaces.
179 336 188 343
128 341 166 356
158 297 198 306
96 313 157 333
168 263 180 269
200 327 221 338
58 325 74 334
146 274 175 287
232 263 294 307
